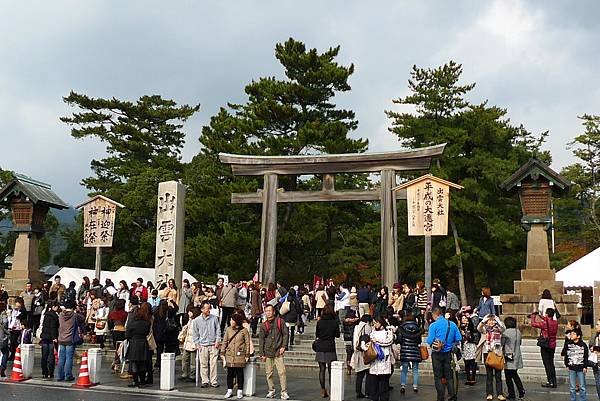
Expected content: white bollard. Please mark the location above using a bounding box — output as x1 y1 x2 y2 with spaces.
243 357 258 396
20 344 35 379
160 353 176 391
330 361 345 401
87 348 103 384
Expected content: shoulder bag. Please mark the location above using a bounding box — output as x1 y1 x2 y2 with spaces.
419 344 429 360
536 318 551 349
485 350 505 370
363 341 377 365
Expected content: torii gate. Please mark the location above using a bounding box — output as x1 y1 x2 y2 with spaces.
219 143 446 288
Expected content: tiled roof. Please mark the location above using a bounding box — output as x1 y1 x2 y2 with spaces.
0 173 69 209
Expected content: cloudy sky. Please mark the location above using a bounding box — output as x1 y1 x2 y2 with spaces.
1 1 599 205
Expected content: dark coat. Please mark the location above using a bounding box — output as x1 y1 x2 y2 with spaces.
282 298 300 324
41 310 59 341
315 317 340 353
126 318 151 362
343 318 359 342
398 320 423 363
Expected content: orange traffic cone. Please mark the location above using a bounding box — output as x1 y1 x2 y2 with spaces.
7 346 29 383
72 351 96 388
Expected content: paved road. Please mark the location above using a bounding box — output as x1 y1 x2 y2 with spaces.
0 378 583 401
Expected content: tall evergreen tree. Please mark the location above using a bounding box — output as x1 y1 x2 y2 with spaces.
60 93 199 268
184 38 377 283
557 114 600 249
387 62 546 301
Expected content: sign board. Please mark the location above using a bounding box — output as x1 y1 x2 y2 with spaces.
394 174 463 236
77 195 124 247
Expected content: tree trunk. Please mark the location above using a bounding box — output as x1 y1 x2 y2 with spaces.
450 218 468 306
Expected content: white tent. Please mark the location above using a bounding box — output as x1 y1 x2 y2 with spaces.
50 266 198 287
556 247 600 288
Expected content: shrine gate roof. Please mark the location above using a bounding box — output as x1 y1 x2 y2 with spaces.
219 143 446 175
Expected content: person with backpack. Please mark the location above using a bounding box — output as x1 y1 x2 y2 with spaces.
56 299 85 381
192 300 221 388
259 303 290 400
425 307 462 401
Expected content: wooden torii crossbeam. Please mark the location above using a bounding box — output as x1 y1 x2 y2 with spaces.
219 143 446 287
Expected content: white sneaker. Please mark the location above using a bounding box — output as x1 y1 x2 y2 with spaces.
266 390 276 398
237 390 244 399
224 389 233 399
280 391 290 400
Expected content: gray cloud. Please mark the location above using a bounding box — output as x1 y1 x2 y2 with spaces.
1 1 598 204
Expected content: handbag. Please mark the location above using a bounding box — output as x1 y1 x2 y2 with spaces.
147 331 157 351
391 344 401 360
588 352 598 368
419 344 429 360
95 320 107 330
536 318 551 349
554 301 561 319
485 351 505 370
363 342 377 365
452 344 462 361
280 301 290 316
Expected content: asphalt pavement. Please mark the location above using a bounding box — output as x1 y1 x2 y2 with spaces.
0 369 586 401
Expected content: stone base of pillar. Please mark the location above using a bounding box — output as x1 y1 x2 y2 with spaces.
500 293 580 337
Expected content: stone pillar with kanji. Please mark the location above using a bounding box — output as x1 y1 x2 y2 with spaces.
500 158 578 336
154 181 185 289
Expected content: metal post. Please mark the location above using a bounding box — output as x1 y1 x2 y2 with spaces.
425 235 432 308
94 247 102 281
259 174 278 285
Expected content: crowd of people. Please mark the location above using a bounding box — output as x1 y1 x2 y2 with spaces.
0 276 598 401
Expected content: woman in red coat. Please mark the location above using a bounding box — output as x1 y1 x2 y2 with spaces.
531 308 559 388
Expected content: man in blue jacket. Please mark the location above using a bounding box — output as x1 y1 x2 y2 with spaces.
425 307 462 401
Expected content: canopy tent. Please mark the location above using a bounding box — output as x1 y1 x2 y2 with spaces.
49 266 198 287
556 247 600 288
